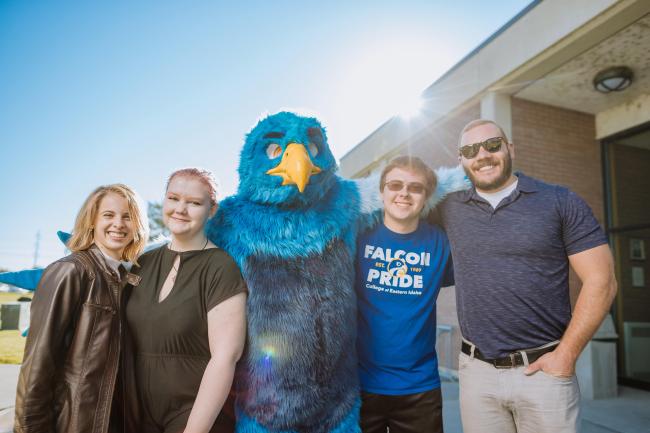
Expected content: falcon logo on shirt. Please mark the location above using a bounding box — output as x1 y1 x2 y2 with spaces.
363 244 430 290
387 258 408 276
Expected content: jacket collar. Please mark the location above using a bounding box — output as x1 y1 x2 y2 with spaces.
88 245 121 282
89 245 141 286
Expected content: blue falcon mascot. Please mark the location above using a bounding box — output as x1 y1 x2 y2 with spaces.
206 111 467 433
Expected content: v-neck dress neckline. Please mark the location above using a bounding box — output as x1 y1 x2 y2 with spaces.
155 245 213 304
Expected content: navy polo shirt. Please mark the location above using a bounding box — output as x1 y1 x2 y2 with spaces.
437 173 607 358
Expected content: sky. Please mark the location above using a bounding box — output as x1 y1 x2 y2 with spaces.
0 0 531 271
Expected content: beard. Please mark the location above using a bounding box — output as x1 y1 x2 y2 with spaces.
463 150 513 191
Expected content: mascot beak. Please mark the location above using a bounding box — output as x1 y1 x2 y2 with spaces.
266 143 322 193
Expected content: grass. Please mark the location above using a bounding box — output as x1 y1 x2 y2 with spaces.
0 330 25 364
0 292 32 303
0 291 32 364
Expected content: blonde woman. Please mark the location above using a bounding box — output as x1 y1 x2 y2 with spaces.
15 184 148 433
126 168 246 433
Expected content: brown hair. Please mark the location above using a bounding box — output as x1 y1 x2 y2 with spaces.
379 155 437 197
68 184 148 263
459 119 509 145
166 167 219 206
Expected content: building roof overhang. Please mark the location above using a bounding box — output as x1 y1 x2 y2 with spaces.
341 0 650 177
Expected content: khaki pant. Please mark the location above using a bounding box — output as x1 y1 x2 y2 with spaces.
458 351 580 433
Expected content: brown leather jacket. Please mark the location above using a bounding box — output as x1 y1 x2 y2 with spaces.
15 246 140 433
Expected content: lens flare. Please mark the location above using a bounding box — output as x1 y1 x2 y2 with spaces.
262 345 276 360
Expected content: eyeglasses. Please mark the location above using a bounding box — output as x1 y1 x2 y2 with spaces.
459 137 506 159
383 180 427 195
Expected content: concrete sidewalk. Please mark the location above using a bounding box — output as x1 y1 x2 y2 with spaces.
0 364 19 410
1 365 648 432
0 364 20 433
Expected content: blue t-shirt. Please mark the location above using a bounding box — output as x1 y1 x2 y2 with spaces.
436 173 608 358
355 221 453 395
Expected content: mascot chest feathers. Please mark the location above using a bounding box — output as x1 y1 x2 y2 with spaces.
239 238 358 431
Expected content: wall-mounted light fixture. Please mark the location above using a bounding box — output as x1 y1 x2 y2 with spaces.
593 66 634 93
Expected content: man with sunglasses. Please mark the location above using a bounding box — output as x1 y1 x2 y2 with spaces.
355 156 454 433
433 119 617 433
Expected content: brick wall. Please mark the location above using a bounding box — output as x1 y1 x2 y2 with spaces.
511 98 604 222
512 98 604 305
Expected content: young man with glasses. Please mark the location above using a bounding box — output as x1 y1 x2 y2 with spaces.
355 155 453 433
432 119 617 433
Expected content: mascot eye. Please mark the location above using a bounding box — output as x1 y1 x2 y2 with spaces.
308 142 319 157
266 143 283 159
307 127 324 145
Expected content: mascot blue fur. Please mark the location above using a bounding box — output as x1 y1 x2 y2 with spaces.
206 111 467 433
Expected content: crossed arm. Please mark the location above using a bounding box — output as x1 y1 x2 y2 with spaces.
525 244 617 377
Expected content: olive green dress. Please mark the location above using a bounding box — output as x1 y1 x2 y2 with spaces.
126 244 246 433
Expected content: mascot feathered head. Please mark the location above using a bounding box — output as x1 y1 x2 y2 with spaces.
237 112 337 206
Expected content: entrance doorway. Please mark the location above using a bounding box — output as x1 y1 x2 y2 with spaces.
604 124 650 389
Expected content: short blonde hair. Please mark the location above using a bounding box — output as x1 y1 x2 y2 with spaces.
459 119 509 145
68 184 148 263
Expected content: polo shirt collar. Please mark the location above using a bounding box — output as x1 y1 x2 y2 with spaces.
514 172 540 193
460 171 539 203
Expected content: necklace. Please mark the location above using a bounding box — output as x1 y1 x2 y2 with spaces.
168 238 209 283
168 237 209 253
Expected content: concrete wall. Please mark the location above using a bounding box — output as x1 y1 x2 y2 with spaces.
597 93 650 139
399 103 481 167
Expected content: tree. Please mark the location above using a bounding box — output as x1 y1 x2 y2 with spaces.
147 201 169 241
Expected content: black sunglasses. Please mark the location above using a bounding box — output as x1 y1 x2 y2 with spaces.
459 137 506 159
383 180 427 195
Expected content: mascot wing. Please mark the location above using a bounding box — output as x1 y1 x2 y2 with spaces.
0 269 44 291
0 231 71 290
